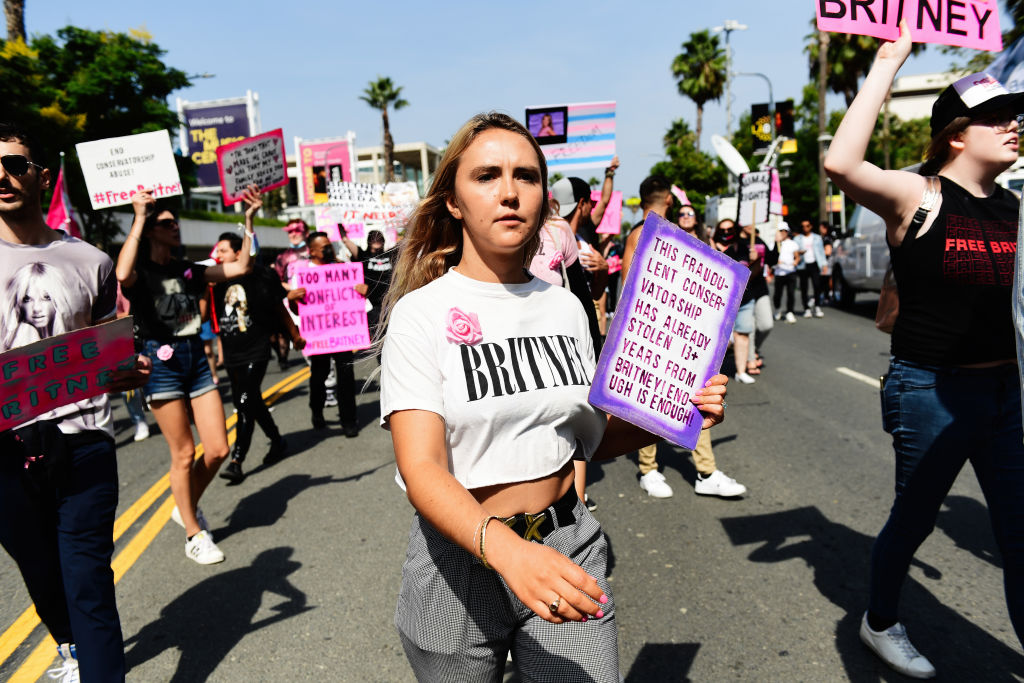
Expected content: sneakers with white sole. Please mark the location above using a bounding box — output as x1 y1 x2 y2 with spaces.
133 421 150 442
185 530 225 565
859 613 936 679
814 305 825 318
47 643 79 683
171 505 211 537
639 470 674 498
734 371 756 384
784 311 797 324
803 308 813 318
694 470 747 497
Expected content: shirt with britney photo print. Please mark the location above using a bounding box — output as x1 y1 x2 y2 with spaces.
212 264 289 367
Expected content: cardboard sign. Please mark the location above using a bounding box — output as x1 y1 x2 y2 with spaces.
77 130 183 209
591 190 623 235
0 317 136 431
770 169 784 215
738 171 772 227
526 101 616 171
816 0 1002 52
217 129 288 205
327 181 419 243
590 214 749 449
295 263 371 355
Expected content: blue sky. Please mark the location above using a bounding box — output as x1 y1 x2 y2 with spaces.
34 1 1004 198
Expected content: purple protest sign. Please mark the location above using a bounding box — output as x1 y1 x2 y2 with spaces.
589 213 750 449
295 263 371 356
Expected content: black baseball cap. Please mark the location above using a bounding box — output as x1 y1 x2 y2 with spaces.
931 72 1024 137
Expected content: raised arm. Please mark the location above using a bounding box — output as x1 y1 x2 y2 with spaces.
339 228 362 261
824 20 926 245
206 185 259 283
590 156 619 226
116 190 156 288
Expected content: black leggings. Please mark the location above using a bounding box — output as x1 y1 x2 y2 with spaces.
226 360 280 463
309 352 357 426
799 263 822 309
773 273 796 314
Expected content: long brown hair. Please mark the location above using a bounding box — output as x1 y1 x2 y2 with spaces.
377 112 548 341
920 116 971 176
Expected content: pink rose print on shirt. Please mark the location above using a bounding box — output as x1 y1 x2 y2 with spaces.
549 251 565 270
156 344 174 361
184 268 193 280
445 308 482 345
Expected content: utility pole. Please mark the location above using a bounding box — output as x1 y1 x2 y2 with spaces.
713 19 748 138
817 29 830 223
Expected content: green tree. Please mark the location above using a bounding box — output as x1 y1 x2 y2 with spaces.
671 29 727 150
649 118 727 217
0 26 191 246
587 176 600 190
359 76 409 182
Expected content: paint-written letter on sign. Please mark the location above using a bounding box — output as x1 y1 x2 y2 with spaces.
217 128 289 205
590 213 750 449
0 317 136 431
295 263 371 356
816 0 1002 52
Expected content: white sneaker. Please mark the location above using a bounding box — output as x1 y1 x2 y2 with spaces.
324 391 339 407
785 312 797 324
773 311 782 321
185 530 225 565
859 613 935 679
639 470 674 498
734 371 756 384
171 505 211 537
133 421 149 442
694 470 747 497
803 308 813 318
814 305 824 318
48 643 79 683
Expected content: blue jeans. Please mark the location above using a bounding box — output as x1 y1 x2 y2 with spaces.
141 337 217 402
871 358 1024 646
0 433 125 681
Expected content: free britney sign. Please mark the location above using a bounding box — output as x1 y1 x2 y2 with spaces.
590 213 749 449
295 263 371 356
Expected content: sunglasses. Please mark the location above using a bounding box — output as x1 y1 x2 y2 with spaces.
972 112 1024 134
679 211 696 217
154 218 178 229
1 154 45 176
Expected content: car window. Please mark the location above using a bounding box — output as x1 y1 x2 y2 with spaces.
849 205 886 239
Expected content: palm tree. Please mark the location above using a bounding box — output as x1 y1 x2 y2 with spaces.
5 0 25 41
671 29 727 150
359 76 409 182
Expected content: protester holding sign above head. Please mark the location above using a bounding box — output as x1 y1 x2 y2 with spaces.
0 122 152 682
117 185 258 566
339 227 395 346
826 21 1024 679
378 112 726 681
213 231 306 484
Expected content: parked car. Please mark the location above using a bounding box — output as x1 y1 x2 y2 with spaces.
831 203 888 308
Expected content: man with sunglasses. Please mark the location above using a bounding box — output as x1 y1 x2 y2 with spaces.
0 122 150 682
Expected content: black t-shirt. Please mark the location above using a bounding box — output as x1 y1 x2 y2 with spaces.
354 247 396 310
124 259 208 341
725 237 777 304
212 265 287 367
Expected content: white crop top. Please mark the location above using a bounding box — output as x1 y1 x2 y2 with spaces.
380 268 607 490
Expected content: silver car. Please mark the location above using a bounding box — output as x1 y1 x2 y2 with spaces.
831 204 888 308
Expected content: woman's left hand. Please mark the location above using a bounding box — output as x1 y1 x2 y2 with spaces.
691 373 728 429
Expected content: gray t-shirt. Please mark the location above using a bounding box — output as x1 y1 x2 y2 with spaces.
0 232 117 436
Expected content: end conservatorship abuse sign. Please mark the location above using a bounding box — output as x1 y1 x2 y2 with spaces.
589 213 749 449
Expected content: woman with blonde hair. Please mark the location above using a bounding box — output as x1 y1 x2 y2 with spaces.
3 261 74 348
379 112 727 680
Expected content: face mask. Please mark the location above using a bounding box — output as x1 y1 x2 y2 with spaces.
320 246 337 263
294 240 306 249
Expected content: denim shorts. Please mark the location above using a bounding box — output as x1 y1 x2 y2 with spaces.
734 299 755 334
141 337 217 402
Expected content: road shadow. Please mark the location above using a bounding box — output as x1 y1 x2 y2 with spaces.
720 506 1024 680
936 495 1002 569
623 642 700 682
214 465 388 543
123 546 312 682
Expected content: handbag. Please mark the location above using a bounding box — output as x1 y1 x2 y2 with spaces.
876 176 940 334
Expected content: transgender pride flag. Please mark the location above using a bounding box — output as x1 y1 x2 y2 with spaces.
526 101 615 171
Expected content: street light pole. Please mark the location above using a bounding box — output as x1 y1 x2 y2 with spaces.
713 19 748 138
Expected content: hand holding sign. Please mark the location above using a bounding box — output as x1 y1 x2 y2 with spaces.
817 1 1002 52
217 129 289 205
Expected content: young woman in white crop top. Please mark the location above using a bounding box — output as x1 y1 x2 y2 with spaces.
379 112 727 681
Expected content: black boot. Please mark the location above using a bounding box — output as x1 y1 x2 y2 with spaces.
264 437 288 464
312 412 327 430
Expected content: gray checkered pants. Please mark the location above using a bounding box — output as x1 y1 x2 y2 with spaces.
395 497 618 682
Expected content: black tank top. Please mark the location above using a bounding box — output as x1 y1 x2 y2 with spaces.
891 176 1018 365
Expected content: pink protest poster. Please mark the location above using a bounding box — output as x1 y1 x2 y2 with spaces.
295 263 371 355
591 190 623 235
589 213 750 449
217 129 289 205
816 0 1002 52
0 317 136 431
671 185 690 206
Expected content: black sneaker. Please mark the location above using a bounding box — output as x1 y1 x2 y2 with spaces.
342 423 359 438
264 437 288 465
312 413 327 430
585 493 597 512
278 358 288 373
219 459 244 483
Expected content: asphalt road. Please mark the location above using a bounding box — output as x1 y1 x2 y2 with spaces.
2 296 1022 682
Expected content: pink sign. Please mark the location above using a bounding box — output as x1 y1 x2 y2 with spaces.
295 263 371 355
671 185 690 206
591 190 623 235
298 139 351 205
816 0 1002 52
217 129 289 205
770 169 783 215
0 317 136 431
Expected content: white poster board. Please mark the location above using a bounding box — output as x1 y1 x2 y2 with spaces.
76 130 182 209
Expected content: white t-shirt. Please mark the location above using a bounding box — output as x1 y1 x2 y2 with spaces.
775 238 799 276
796 234 817 264
380 268 606 490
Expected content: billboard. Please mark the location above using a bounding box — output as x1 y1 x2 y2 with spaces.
296 136 355 205
178 94 258 190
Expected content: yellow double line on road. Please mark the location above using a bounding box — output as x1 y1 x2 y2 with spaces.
0 365 310 681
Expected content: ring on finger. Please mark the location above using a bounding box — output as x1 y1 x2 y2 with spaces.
722 400 727 410
549 596 561 612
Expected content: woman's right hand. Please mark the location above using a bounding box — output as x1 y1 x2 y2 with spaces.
287 287 306 302
487 523 606 624
131 190 155 219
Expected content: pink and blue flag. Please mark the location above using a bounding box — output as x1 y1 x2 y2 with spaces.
525 101 616 171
